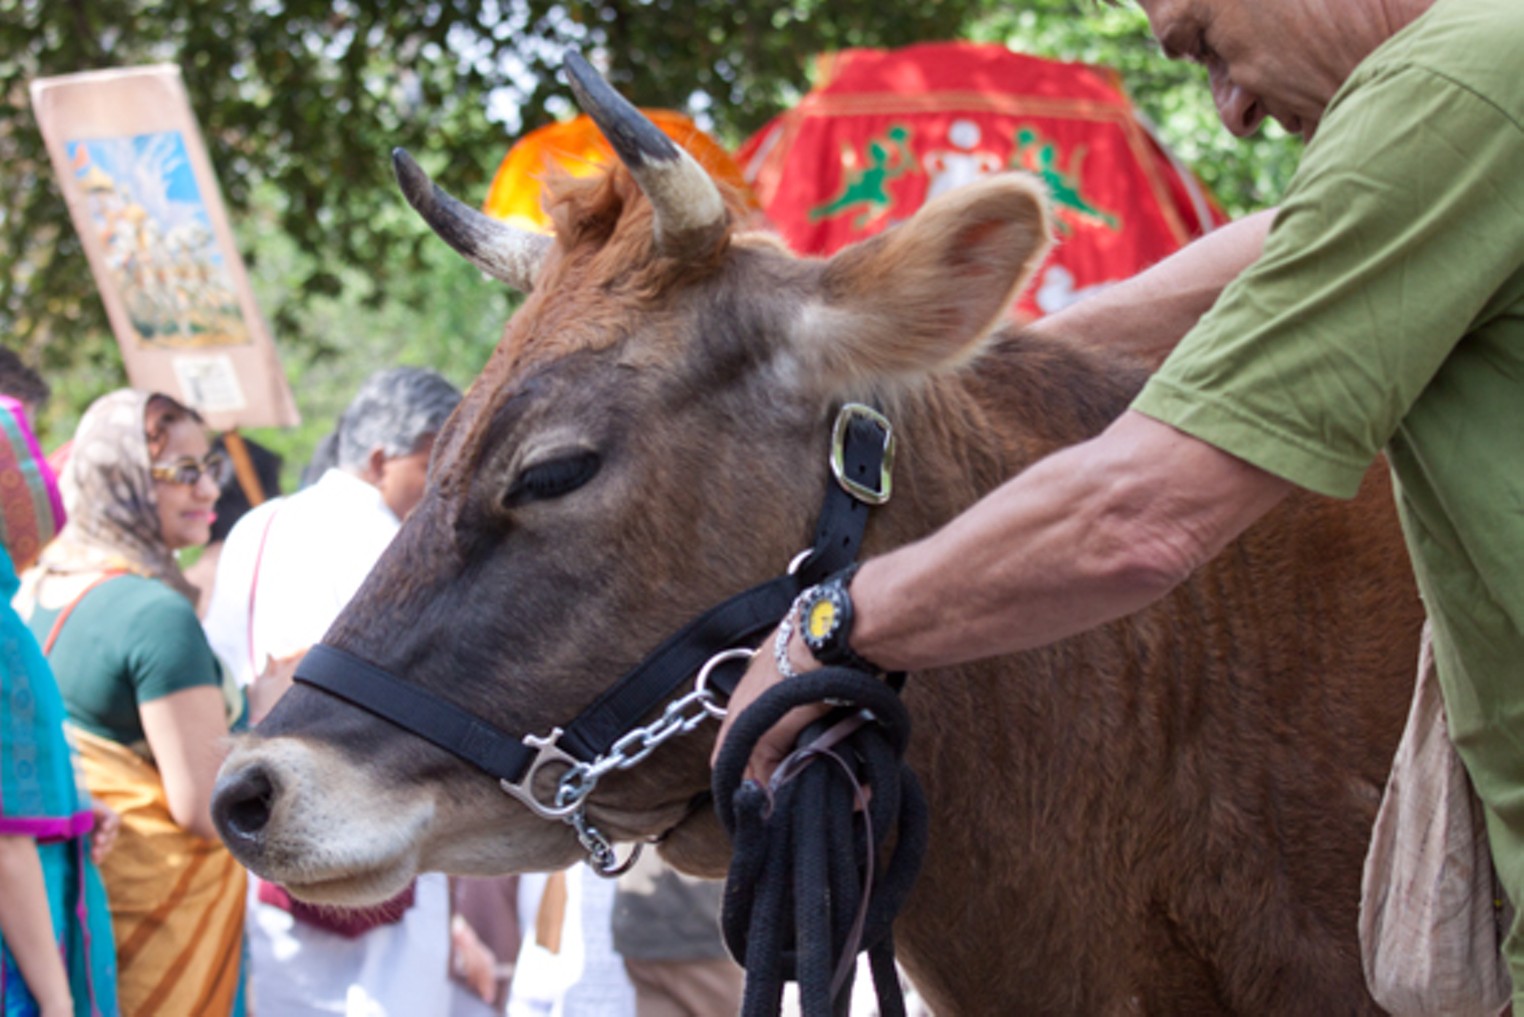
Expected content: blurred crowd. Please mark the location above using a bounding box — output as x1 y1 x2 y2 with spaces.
0 347 743 1017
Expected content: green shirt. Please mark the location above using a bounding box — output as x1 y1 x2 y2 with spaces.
1133 0 1524 979
29 573 223 748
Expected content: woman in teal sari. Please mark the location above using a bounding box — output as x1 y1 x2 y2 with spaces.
1 389 118 1017
0 546 119 1017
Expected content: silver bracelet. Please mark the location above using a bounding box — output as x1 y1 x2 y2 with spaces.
774 598 806 680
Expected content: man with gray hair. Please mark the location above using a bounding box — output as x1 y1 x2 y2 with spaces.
203 365 461 1017
332 365 462 522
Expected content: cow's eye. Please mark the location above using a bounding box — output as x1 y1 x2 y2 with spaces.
505 451 601 506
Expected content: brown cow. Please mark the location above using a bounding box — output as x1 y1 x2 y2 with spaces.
213 59 1421 1015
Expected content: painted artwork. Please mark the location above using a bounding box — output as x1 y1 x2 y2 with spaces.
66 131 250 349
32 66 298 426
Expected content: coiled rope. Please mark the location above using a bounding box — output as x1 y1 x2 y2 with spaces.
713 667 928 1017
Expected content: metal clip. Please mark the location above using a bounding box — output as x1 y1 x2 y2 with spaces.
497 728 584 819
830 403 894 506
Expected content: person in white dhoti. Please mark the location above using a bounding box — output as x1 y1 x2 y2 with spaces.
204 366 462 1017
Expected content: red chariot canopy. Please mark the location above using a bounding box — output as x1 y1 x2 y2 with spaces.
738 41 1227 319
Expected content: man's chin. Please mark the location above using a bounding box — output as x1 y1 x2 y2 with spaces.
1272 110 1317 141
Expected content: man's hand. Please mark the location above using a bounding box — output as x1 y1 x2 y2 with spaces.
450 914 499 1002
711 624 829 785
248 650 305 726
89 800 119 864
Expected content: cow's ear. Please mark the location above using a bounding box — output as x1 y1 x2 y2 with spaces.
793 174 1051 387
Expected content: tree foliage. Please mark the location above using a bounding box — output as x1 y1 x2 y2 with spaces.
2 0 979 365
1 0 1300 461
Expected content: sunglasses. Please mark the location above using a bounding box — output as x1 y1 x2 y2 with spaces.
149 451 231 487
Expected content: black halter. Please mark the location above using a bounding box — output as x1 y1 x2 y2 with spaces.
291 403 896 872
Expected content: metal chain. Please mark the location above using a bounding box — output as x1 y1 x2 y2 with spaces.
571 807 642 877
557 687 719 807
549 684 723 876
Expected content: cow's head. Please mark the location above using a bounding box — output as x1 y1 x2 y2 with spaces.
212 53 1050 905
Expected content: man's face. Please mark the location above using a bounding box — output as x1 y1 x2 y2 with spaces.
376 433 437 522
1138 0 1375 141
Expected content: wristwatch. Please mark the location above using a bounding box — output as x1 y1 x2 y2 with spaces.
796 564 882 673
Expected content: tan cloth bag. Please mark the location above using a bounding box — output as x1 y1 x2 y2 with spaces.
1360 623 1514 1015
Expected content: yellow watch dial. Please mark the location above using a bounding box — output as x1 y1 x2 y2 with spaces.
806 599 839 639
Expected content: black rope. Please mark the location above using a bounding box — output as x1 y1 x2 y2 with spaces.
713 668 927 1017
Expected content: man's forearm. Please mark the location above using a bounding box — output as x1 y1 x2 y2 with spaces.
1029 209 1275 367
847 411 1291 672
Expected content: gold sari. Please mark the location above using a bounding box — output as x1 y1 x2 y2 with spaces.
70 727 246 1016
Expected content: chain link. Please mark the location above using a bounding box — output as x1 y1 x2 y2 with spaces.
572 808 643 877
546 658 744 876
560 687 718 804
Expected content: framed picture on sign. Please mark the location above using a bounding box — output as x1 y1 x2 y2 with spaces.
31 64 299 429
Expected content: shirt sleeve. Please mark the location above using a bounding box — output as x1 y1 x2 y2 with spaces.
124 584 223 704
1133 61 1524 498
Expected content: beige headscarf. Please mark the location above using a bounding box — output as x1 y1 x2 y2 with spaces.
30 389 199 605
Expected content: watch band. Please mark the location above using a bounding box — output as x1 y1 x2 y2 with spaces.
797 565 884 674
773 603 806 680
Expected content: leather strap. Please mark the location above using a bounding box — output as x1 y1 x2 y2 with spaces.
298 643 537 782
798 411 889 586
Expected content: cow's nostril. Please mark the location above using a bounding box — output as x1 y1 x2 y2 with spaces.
213 765 277 844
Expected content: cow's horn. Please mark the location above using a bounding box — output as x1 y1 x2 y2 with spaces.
392 149 551 293
562 51 727 259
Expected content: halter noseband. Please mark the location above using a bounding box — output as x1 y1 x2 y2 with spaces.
291 403 896 874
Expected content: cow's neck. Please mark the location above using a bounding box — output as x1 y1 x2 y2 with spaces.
870 328 1151 553
832 332 1153 1009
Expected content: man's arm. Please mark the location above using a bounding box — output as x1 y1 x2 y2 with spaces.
1027 209 1275 367
852 411 1289 667
715 411 1292 781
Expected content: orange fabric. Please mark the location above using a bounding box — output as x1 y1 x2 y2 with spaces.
70 727 246 1016
483 110 757 233
0 394 66 572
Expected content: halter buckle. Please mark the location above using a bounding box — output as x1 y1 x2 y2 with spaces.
498 728 584 819
830 403 894 506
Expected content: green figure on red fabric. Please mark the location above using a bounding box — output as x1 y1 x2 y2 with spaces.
1011 126 1120 233
809 125 914 229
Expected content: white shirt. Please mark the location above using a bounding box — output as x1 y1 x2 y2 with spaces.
203 467 451 1017
205 468 403 686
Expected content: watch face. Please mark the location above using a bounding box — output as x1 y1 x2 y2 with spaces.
806 594 842 643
